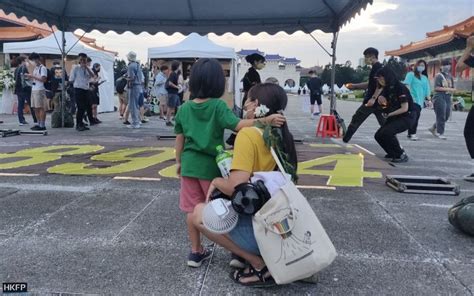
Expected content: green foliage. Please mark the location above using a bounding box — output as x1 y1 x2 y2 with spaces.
256 122 298 182
114 59 127 81
320 61 370 86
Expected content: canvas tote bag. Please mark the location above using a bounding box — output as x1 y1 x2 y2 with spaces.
252 142 337 284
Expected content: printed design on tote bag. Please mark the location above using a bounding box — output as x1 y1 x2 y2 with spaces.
264 207 316 266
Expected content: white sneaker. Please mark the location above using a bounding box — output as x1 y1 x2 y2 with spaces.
438 134 447 140
410 134 419 141
19 123 24 126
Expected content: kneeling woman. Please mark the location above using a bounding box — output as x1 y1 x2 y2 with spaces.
374 67 415 163
193 83 297 286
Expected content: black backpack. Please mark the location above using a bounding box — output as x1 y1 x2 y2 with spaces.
116 77 127 94
43 66 54 91
448 196 474 236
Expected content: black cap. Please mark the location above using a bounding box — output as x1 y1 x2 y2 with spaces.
245 53 265 64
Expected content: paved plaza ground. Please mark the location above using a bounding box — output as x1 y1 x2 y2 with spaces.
0 96 473 295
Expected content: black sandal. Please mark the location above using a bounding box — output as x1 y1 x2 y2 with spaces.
229 265 275 287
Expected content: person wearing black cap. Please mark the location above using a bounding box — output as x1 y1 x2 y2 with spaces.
343 47 384 143
428 59 456 140
242 53 265 108
226 53 266 146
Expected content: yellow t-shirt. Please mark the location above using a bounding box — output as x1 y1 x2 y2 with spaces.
231 127 276 173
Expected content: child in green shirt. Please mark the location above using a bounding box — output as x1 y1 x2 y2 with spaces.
174 58 284 267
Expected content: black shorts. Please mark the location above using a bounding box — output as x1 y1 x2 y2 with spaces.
310 94 322 105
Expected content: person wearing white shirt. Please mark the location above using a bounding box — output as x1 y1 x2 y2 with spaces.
25 52 48 130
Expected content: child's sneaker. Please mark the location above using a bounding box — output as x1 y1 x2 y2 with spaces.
187 247 213 268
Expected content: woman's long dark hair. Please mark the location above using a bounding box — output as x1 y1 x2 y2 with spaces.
247 83 298 172
414 59 427 79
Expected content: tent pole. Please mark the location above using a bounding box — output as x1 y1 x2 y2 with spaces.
61 29 66 128
330 31 338 114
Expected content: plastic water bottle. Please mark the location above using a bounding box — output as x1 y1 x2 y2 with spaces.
216 145 232 178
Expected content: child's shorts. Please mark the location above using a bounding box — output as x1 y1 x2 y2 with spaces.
180 176 211 213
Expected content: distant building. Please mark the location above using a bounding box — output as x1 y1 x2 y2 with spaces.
237 49 301 89
386 16 474 92
358 57 366 68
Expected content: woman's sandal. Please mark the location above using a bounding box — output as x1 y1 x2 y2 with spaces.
229 265 275 287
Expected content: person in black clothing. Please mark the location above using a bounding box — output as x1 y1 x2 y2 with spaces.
89 63 102 124
456 35 474 182
165 60 181 127
242 53 265 108
226 53 266 146
306 70 323 119
344 47 384 143
49 61 69 111
14 55 37 125
373 67 415 163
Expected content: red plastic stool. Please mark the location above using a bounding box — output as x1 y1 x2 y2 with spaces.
316 114 340 138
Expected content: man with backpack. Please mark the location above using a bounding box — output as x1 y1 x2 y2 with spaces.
14 55 37 126
116 71 128 120
24 52 48 131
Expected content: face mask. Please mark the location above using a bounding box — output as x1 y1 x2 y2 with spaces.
441 65 451 73
256 62 265 70
417 66 425 73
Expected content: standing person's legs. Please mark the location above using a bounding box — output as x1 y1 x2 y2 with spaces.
432 96 448 135
316 95 323 115
128 87 141 128
343 104 375 143
166 93 179 126
464 106 474 159
31 90 47 129
25 94 37 123
159 94 168 119
464 106 474 181
17 93 26 124
85 91 95 124
408 103 422 137
75 89 87 129
374 118 410 158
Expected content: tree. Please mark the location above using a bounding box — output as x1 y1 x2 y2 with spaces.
320 62 369 86
114 59 127 81
383 57 407 81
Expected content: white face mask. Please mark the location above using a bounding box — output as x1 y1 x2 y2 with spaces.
441 65 451 73
417 65 425 73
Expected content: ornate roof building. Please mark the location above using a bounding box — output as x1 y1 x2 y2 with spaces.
386 16 474 91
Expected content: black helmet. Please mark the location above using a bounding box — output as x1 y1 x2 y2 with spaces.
231 180 270 215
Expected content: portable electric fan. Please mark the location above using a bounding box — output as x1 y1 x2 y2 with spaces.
202 198 239 234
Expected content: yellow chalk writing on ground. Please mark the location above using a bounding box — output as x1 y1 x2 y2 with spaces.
297 153 382 187
48 147 175 175
0 145 104 169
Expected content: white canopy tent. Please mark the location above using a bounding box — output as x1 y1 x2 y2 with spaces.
0 0 373 115
148 33 240 106
4 31 116 113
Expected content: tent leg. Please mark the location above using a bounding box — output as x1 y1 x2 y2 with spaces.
330 32 338 114
60 29 66 128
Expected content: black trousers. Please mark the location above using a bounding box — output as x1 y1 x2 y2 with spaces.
464 106 474 159
374 115 412 158
75 88 91 127
408 103 422 136
343 103 385 142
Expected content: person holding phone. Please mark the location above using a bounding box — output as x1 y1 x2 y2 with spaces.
373 67 415 163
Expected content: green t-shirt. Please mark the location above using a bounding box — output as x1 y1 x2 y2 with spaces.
174 99 240 180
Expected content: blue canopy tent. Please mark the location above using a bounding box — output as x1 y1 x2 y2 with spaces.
0 0 373 120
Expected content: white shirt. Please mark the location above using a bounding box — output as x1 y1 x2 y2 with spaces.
70 65 93 90
32 64 48 91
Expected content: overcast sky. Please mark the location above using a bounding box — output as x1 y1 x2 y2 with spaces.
81 0 474 68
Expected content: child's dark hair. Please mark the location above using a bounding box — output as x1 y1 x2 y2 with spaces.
189 58 225 99
247 83 298 171
160 65 168 71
